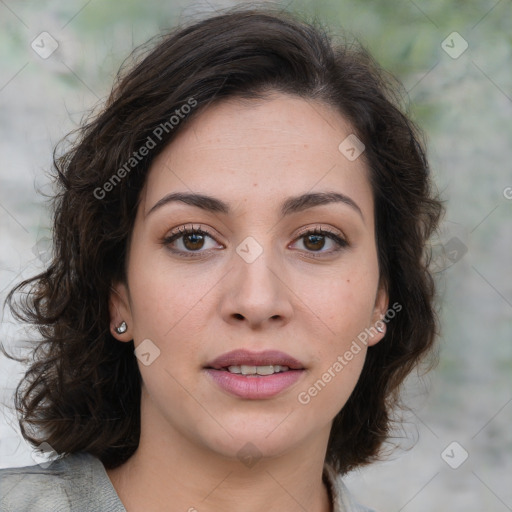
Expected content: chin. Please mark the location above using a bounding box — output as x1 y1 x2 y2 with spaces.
208 433 300 463
196 413 309 462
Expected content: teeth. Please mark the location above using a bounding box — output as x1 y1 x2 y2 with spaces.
226 365 290 375
255 365 273 376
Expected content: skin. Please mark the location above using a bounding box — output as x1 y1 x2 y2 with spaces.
107 92 388 512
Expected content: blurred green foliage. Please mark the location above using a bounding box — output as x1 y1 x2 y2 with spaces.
2 0 510 135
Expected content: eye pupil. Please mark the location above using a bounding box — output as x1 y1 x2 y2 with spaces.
304 234 325 251
184 233 204 250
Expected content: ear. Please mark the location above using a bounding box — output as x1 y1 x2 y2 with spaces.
367 278 389 347
109 281 134 342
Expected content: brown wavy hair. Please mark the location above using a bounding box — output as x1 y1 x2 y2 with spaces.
2 6 444 474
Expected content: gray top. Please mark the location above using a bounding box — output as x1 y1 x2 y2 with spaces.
0 452 375 511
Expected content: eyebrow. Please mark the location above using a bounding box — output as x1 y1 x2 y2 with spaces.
146 191 364 221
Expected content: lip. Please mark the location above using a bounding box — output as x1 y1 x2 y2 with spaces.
205 349 305 370
203 349 306 400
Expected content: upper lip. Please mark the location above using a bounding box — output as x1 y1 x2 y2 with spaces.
205 349 305 370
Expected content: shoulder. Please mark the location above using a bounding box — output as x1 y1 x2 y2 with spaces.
0 452 126 512
323 463 378 512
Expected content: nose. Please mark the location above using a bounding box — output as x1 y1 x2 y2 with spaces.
219 243 294 329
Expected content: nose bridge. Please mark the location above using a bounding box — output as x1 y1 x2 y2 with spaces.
221 233 293 326
235 234 281 299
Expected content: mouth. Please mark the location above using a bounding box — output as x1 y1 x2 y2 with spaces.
203 349 306 399
215 364 293 376
204 348 305 372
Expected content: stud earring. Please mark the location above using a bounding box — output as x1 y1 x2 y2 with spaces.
376 325 385 333
115 321 127 334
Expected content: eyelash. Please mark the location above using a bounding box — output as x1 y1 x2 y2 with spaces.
162 224 348 259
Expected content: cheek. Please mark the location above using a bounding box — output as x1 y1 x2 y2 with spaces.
295 264 378 339
127 244 213 341
296 338 367 426
292 261 378 402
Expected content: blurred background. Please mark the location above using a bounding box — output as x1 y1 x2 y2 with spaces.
0 1 511 511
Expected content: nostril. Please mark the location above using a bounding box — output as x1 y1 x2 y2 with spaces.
233 313 244 320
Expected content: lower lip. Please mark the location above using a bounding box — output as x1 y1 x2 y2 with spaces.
204 369 305 399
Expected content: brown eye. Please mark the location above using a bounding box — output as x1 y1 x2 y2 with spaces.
291 228 348 256
303 233 326 251
182 232 206 251
163 226 222 256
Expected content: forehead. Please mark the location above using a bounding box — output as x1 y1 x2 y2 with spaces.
140 93 373 220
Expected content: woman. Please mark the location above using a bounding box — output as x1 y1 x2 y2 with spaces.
0 6 444 512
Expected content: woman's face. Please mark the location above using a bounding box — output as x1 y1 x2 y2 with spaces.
111 93 388 461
